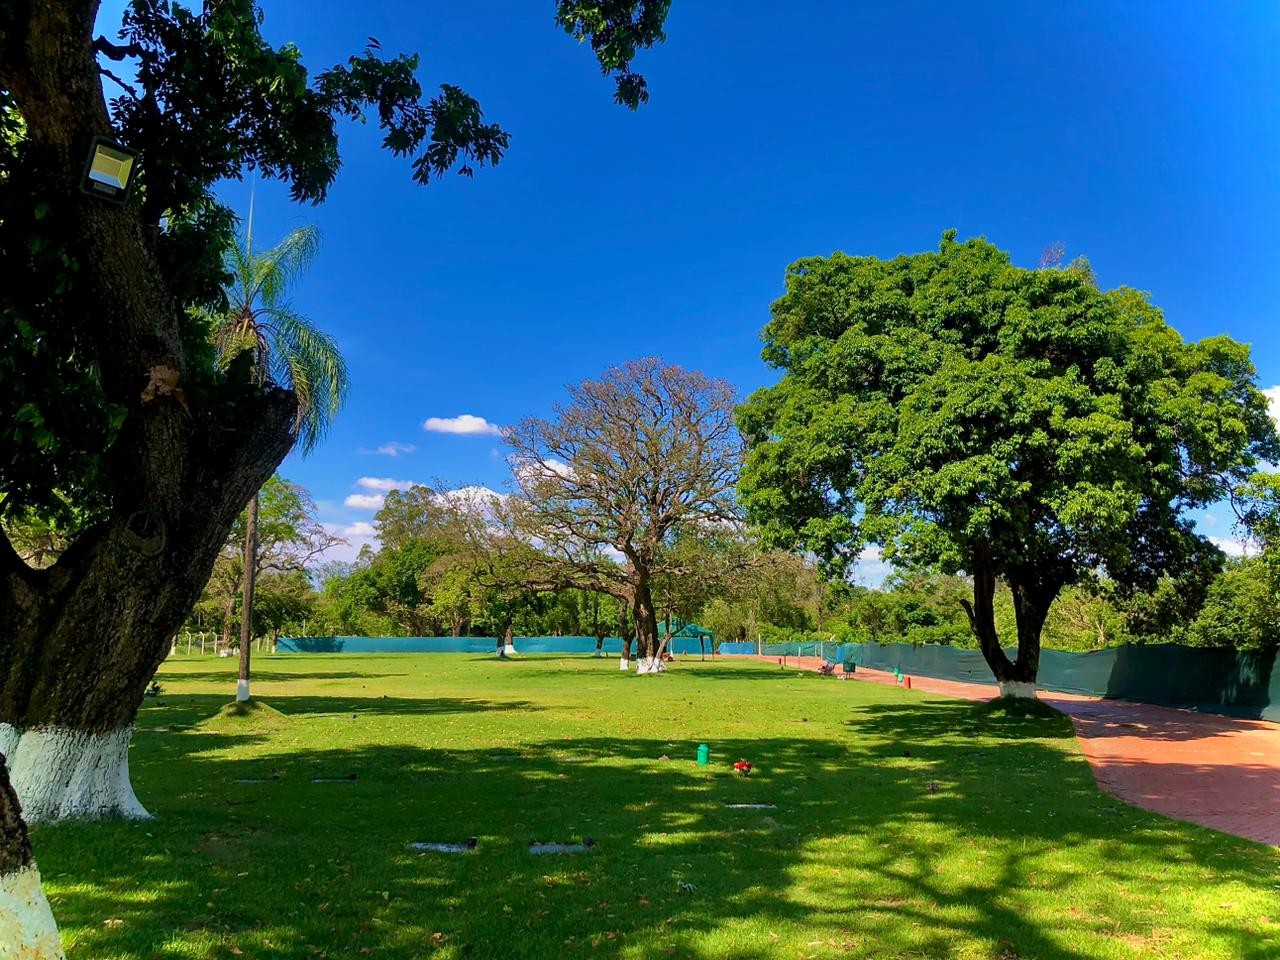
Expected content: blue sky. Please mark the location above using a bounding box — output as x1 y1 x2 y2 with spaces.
97 2 1280 573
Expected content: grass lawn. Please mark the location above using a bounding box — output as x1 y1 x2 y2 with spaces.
33 654 1279 960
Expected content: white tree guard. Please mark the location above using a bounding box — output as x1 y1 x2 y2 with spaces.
998 680 1038 699
0 723 149 823
0 864 64 959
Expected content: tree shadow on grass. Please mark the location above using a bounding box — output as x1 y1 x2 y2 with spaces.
156 670 412 684
844 698 1077 744
35 698 1280 960
140 693 550 727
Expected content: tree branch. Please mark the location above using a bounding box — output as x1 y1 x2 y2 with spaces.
98 64 138 99
93 36 143 61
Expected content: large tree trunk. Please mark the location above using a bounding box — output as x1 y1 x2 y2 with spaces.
594 624 605 658
0 754 65 957
632 576 665 675
0 392 293 823
959 541 1058 697
236 493 259 702
1004 569 1058 695
0 3 295 942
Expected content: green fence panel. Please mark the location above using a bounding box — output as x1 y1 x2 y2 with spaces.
724 639 1280 721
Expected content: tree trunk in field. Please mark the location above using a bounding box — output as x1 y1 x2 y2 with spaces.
658 610 673 661
633 576 665 675
594 625 605 658
959 541 1058 697
618 608 633 671
236 494 259 702
0 756 63 957
502 623 517 657
0 25 286 929
0 394 293 823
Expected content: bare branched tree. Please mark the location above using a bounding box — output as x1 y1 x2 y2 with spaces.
505 358 744 673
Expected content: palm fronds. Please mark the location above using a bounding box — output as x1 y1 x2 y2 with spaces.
211 225 348 453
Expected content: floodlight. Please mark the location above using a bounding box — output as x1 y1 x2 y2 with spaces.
80 137 139 204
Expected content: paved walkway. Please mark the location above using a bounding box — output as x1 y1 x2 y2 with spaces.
750 654 1280 846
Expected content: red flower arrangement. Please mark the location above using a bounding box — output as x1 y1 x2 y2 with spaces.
733 760 753 777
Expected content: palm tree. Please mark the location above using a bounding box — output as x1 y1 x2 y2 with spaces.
209 225 348 703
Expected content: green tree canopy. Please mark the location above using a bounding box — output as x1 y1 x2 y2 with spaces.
0 0 669 526
738 232 1279 687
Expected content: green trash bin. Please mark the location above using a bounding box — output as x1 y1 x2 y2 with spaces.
842 661 855 675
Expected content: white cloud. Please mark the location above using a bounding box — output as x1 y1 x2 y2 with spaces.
445 484 505 503
435 485 506 521
356 477 415 492
512 455 576 487
344 493 385 511
1210 536 1249 558
852 545 892 587
1264 386 1280 428
318 521 379 564
423 414 505 437
366 441 416 457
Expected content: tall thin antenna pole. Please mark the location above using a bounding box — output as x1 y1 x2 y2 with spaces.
246 170 257 258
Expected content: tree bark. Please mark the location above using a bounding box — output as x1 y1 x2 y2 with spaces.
0 754 65 957
1006 569 1058 688
0 390 295 822
958 541 1058 696
594 624 605 658
632 574 665 675
236 493 259 702
618 607 633 671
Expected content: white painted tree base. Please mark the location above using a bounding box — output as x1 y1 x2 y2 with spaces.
503 644 517 656
0 723 150 824
635 656 667 675
618 657 631 671
235 679 250 702
998 681 1038 699
0 864 64 959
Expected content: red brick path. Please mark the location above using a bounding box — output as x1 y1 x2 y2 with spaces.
748 654 1280 846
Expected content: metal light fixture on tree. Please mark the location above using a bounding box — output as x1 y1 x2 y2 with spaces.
79 136 139 203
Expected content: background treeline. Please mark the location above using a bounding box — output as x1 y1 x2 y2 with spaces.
176 474 1278 653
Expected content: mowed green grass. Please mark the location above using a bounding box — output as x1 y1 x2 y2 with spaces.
33 654 1279 960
